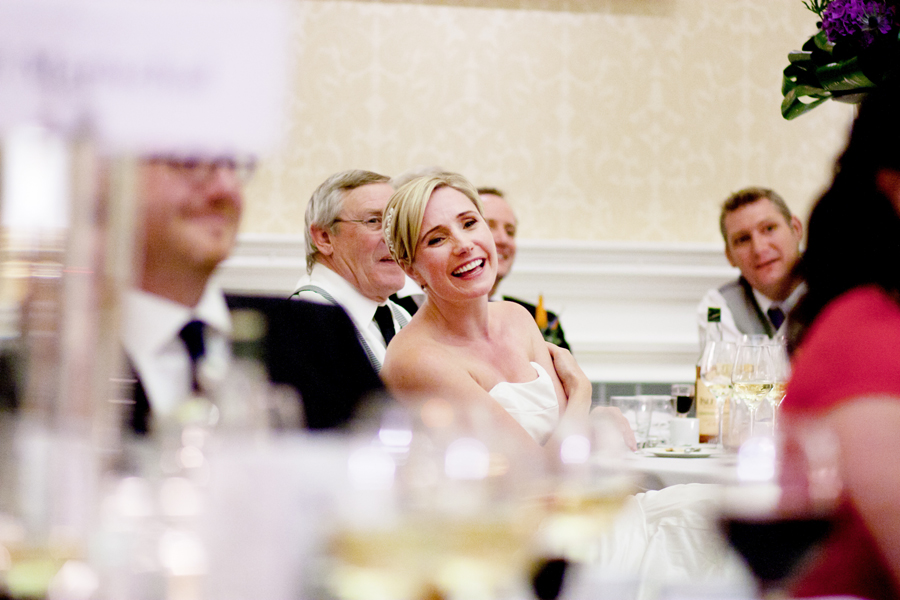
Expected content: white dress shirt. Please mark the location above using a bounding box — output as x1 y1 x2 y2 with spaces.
293 263 410 370
696 282 806 345
394 276 426 309
121 283 232 417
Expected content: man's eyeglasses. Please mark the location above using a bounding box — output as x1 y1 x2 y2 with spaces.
334 216 383 232
149 156 257 184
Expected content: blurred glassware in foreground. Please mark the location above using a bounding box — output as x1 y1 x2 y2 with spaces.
327 398 546 600
91 304 306 600
325 398 639 600
717 425 842 598
535 410 638 570
0 125 137 600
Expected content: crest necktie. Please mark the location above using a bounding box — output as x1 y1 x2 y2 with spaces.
373 305 396 345
179 319 206 391
767 306 785 331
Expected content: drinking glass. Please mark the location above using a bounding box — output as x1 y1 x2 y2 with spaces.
633 399 652 449
530 410 640 598
767 338 791 434
731 344 775 438
717 424 842 598
327 398 544 600
741 334 770 345
671 384 693 417
699 341 737 449
609 396 654 449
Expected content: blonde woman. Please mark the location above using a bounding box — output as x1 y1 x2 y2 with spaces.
381 172 634 453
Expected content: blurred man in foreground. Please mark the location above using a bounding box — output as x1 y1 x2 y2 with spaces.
122 156 383 432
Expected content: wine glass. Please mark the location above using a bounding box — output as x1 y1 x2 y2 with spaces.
718 424 842 598
699 341 737 449
529 411 640 599
767 338 791 434
731 344 775 439
327 398 544 600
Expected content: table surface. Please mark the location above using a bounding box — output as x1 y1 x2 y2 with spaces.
622 444 738 490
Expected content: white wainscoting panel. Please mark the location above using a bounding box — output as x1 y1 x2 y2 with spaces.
214 235 739 385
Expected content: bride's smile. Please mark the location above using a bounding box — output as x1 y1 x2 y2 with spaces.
452 258 485 276
411 185 497 299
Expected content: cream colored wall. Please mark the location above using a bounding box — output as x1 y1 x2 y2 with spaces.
242 0 855 243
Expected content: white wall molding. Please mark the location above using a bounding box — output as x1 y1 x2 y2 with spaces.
214 235 739 385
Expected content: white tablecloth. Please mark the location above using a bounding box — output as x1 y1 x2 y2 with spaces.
624 445 737 490
560 483 755 600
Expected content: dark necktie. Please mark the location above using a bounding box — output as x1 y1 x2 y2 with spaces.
179 319 206 391
767 306 785 330
127 362 152 435
373 305 396 345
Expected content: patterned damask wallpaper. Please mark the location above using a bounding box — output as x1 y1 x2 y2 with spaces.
242 0 855 243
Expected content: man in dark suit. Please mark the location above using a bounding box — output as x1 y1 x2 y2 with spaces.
478 187 570 350
224 294 383 429
122 156 382 435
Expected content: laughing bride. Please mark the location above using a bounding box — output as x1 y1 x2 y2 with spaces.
380 171 633 454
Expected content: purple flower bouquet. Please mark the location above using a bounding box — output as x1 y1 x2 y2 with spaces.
782 0 900 119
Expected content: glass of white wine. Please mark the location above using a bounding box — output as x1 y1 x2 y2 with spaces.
328 399 544 600
731 344 775 439
699 341 737 449
767 338 791 434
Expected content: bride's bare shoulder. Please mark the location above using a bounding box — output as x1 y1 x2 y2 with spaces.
491 298 535 325
382 345 479 406
491 300 543 346
382 327 448 382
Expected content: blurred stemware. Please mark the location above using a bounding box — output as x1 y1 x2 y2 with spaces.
699 341 737 449
328 398 545 600
536 412 638 563
741 334 770 346
718 425 842 598
731 344 775 439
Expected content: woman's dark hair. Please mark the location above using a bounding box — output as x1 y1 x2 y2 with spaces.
789 80 900 350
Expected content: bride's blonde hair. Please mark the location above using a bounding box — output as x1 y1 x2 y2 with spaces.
383 172 483 268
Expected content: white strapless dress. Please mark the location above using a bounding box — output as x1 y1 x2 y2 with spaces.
488 362 560 445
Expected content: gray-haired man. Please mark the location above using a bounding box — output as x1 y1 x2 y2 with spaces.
293 170 410 370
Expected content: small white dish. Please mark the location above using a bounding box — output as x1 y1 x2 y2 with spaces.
650 447 712 458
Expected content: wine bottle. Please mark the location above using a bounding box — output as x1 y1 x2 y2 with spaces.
696 308 721 443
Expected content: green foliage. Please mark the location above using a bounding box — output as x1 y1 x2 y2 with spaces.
781 13 898 119
802 0 832 20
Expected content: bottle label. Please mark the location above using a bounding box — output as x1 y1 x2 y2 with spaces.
695 366 718 442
